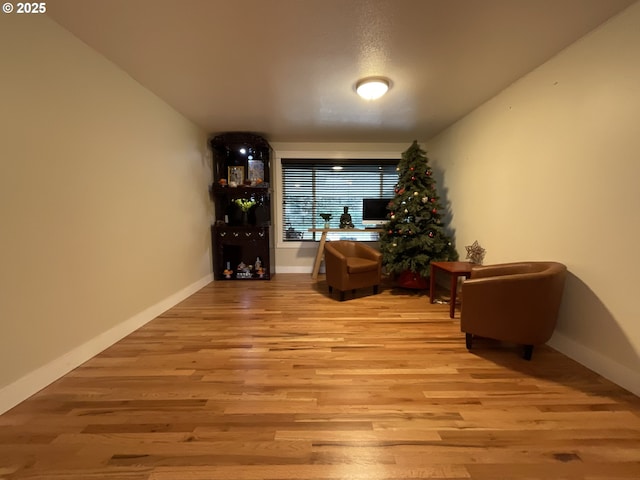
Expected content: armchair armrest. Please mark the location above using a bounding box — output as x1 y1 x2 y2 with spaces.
325 244 348 269
470 262 540 279
353 243 383 263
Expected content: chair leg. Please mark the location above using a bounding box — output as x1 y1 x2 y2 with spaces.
523 345 534 361
373 285 379 294
340 291 345 301
328 286 333 293
465 333 473 350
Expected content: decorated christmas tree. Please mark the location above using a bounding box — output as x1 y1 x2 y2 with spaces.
379 141 458 288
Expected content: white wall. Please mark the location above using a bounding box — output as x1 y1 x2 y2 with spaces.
0 15 213 413
427 2 640 395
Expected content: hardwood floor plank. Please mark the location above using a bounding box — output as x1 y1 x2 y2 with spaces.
1 274 639 479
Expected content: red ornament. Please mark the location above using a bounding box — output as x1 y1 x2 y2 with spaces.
411 176 416 181
431 208 437 214
410 166 415 171
428 231 435 238
431 197 436 203
426 170 432 176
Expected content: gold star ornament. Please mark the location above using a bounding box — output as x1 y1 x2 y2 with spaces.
465 240 486 264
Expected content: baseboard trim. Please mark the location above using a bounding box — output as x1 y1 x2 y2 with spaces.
548 332 640 397
0 273 213 415
275 266 316 274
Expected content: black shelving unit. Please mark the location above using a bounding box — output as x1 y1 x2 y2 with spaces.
209 132 274 280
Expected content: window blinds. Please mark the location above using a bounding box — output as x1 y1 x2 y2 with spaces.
281 159 399 241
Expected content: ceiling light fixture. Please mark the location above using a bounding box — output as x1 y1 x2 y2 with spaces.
355 77 390 100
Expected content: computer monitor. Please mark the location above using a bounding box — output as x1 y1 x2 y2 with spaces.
362 198 392 226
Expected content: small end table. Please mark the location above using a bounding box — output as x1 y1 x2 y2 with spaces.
430 261 474 318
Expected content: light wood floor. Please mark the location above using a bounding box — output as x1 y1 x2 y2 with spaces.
1 274 639 480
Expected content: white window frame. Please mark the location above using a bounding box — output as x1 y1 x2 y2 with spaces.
272 145 402 249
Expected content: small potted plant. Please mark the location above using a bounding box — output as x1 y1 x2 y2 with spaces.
320 213 332 228
234 198 256 225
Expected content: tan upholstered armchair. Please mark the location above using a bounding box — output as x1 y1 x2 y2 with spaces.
461 261 567 360
324 241 382 301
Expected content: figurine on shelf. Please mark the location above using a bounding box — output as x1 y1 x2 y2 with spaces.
339 206 354 229
236 261 253 279
223 261 233 279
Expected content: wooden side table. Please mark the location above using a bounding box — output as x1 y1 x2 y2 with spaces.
430 261 474 318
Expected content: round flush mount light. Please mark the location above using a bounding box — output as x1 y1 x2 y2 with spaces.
355 76 390 100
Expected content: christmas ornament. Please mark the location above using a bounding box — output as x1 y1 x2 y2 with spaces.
414 191 419 196
465 240 486 264
422 196 428 203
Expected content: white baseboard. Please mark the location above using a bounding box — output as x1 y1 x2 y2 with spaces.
275 266 317 274
548 332 640 397
0 273 213 415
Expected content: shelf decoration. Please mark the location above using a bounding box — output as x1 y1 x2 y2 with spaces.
234 198 256 212
320 213 333 228
228 166 245 186
465 240 486 264
248 159 264 183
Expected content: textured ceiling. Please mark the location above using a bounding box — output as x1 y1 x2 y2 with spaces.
47 0 636 143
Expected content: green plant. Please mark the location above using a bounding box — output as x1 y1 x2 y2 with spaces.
234 198 256 212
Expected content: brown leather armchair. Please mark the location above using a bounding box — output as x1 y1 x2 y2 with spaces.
461 261 567 360
324 241 382 301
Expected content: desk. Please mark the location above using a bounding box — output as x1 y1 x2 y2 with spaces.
429 261 474 318
308 228 383 280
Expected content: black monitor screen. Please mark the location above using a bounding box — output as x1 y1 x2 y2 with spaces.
362 198 392 224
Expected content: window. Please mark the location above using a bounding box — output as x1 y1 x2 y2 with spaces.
281 159 399 242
